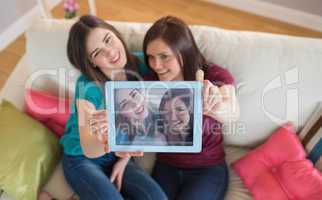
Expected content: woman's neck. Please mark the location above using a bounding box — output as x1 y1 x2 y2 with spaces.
174 73 184 81
165 73 184 81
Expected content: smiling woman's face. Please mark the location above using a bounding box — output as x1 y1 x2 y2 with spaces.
162 96 190 134
86 28 127 72
116 89 148 121
146 38 183 81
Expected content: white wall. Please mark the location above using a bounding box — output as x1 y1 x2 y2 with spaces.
260 0 322 16
0 0 61 50
0 0 37 34
206 0 322 32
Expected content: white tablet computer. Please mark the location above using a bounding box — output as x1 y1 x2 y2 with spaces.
105 81 202 152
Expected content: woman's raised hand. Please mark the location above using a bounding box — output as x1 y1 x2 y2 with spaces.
195 69 223 119
77 99 109 153
89 109 109 153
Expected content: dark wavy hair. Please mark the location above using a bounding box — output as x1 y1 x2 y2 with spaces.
143 16 209 81
67 15 140 83
159 88 194 135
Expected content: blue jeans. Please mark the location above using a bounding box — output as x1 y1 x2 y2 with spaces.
152 161 229 200
62 153 167 200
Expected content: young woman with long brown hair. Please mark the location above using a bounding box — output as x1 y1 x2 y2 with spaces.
60 15 166 200
143 16 240 200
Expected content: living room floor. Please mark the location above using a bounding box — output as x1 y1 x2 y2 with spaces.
0 0 321 90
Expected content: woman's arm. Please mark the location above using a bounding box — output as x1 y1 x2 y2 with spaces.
77 99 108 158
110 156 131 191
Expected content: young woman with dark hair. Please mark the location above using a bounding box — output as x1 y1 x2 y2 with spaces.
158 89 194 146
143 16 240 200
60 15 166 200
114 88 166 145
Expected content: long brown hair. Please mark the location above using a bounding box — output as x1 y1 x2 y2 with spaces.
67 15 140 83
159 89 193 121
143 16 208 81
159 89 194 140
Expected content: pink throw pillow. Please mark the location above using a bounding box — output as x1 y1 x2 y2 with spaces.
232 123 322 200
24 89 71 137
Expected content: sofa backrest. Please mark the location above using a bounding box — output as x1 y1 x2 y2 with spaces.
2 18 322 147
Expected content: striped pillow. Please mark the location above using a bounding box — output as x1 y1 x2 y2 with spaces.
299 102 322 171
316 157 322 171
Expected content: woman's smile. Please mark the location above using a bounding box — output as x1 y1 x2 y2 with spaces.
134 105 145 115
157 70 170 77
110 51 120 64
171 120 183 128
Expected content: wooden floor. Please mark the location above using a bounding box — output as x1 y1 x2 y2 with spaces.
1 0 322 89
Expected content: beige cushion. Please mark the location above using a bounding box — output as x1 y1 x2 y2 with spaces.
224 145 252 200
134 153 156 174
42 162 76 200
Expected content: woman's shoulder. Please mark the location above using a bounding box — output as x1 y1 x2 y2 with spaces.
76 74 95 85
76 75 101 91
205 63 235 86
75 75 104 107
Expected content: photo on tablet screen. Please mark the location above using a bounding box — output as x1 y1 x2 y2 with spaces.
105 81 202 152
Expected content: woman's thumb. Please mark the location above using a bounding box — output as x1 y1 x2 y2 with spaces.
195 69 204 82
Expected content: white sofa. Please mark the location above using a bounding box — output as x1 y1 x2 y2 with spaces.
0 17 321 200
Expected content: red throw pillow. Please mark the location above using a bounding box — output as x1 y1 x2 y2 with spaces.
24 89 71 137
232 123 322 200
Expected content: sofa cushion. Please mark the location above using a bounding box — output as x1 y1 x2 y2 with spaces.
0 100 61 200
232 123 322 200
278 160 322 199
224 146 252 200
42 162 77 200
25 89 71 137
